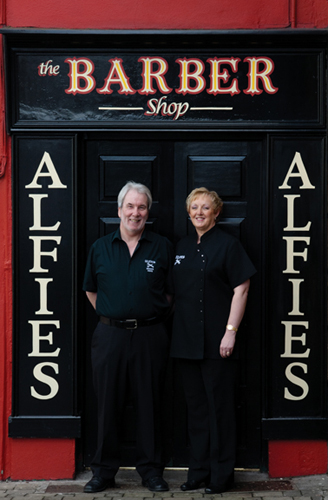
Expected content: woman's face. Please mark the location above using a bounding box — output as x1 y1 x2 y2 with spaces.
188 195 221 234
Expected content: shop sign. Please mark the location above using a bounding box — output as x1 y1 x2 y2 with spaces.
9 136 80 438
265 137 326 436
9 50 323 127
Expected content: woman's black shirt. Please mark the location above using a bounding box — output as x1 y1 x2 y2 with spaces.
170 225 256 360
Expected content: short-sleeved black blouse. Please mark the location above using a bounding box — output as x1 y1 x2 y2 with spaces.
170 225 256 360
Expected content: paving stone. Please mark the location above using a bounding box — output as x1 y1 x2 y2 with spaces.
0 485 17 491
300 492 324 498
253 494 284 498
10 497 43 500
12 491 42 496
64 496 105 500
104 494 126 497
105 494 127 497
269 497 293 500
170 494 195 498
42 495 69 500
228 494 253 497
223 496 253 500
123 493 154 497
282 493 301 497
123 498 157 500
19 496 46 500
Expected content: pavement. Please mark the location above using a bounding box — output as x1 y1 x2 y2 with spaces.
1 469 328 500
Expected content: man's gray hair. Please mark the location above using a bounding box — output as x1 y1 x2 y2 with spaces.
117 181 152 210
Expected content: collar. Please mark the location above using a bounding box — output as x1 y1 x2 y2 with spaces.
195 223 218 243
112 227 152 242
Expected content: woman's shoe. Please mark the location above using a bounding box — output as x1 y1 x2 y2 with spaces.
180 479 206 491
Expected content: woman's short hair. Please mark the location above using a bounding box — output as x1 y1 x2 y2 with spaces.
186 187 223 213
117 181 152 210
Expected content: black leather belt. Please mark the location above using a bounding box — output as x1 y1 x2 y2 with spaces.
99 315 163 330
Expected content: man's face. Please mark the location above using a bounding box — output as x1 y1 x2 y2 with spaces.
118 189 149 236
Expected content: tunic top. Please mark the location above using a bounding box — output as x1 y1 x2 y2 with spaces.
170 225 256 360
83 228 174 320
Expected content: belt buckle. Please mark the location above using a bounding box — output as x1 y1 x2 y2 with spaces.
125 319 138 329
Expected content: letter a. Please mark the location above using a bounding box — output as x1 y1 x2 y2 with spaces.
279 152 315 190
25 152 67 189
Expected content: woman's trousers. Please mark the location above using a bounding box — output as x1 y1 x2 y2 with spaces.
178 357 238 488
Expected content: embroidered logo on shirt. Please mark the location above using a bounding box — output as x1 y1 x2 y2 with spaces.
145 260 156 272
174 255 186 265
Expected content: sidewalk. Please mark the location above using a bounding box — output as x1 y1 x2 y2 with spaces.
1 469 328 500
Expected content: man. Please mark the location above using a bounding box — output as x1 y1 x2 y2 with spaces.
83 181 173 493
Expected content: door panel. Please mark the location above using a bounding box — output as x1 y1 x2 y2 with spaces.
83 139 174 466
83 134 262 469
173 140 262 467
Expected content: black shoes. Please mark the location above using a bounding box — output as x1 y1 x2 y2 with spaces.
180 479 207 491
142 476 169 492
83 475 116 493
84 474 168 493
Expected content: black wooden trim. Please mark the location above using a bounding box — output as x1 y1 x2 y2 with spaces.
1 27 328 36
8 416 81 438
262 418 328 440
1 28 327 51
9 122 327 132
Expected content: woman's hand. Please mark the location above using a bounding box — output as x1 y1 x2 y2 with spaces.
220 330 236 358
219 279 250 358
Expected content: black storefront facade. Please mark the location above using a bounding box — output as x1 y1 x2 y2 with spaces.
4 29 328 474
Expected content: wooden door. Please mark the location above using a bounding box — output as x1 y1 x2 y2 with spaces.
82 133 262 470
172 139 262 468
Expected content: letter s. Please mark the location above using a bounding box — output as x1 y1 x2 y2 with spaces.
284 362 309 401
30 362 59 400
144 98 157 116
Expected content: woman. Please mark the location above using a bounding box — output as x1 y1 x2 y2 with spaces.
171 187 256 494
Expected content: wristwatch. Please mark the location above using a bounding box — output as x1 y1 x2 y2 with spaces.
226 324 238 332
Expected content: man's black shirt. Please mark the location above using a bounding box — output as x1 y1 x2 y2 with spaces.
83 228 174 320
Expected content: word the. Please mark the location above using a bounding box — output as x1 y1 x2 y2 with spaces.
38 60 60 76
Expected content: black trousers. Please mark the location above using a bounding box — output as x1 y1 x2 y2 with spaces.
178 357 238 487
91 321 169 480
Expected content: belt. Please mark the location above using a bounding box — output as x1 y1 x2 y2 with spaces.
99 315 163 330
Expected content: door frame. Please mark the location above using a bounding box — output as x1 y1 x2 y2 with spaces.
79 130 266 470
